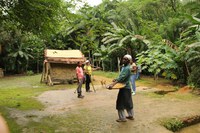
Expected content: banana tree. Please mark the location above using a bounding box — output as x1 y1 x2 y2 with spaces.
93 44 124 71
6 40 34 73
102 22 150 57
137 44 178 80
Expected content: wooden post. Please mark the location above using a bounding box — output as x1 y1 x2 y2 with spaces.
47 63 53 86
47 75 53 86
44 62 49 82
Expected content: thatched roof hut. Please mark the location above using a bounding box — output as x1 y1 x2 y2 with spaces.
41 49 86 85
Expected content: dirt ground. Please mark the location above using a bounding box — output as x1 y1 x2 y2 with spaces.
9 79 200 133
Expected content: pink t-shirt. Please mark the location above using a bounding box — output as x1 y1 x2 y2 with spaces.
76 66 84 79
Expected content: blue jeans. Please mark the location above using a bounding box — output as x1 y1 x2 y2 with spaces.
136 72 139 79
130 74 136 92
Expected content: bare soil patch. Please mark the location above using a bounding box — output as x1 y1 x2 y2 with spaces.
8 76 200 133
178 86 193 93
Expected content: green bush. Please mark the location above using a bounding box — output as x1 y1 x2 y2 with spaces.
188 66 200 88
162 118 184 132
26 70 34 76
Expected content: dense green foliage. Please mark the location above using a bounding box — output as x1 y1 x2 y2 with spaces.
0 0 200 87
188 66 200 88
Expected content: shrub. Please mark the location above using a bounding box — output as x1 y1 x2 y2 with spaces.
188 66 200 88
26 70 34 76
162 118 184 132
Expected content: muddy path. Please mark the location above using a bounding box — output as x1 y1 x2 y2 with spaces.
9 84 200 133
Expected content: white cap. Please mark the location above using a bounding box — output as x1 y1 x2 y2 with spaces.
85 60 89 63
124 54 132 61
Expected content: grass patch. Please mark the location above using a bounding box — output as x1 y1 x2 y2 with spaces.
25 114 90 133
161 115 200 132
143 91 199 100
142 92 165 98
0 108 22 133
23 108 112 133
0 88 45 110
168 93 199 100
161 117 184 132
93 71 118 79
0 74 80 132
0 74 77 110
137 76 174 90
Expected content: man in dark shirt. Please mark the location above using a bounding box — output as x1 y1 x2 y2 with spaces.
108 54 134 122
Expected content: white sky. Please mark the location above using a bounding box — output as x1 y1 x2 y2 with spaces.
86 0 102 6
65 0 102 12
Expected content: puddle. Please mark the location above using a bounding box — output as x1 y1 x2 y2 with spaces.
154 90 176 95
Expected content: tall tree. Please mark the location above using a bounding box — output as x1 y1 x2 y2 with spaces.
11 0 62 38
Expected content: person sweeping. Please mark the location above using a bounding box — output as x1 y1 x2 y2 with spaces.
107 54 134 122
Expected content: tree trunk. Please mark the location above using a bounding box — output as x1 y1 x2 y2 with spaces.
0 45 2 54
117 57 120 73
185 61 190 76
37 53 40 73
170 0 177 12
182 61 190 83
92 53 94 67
102 60 105 71
37 59 39 73
154 73 158 80
110 60 112 71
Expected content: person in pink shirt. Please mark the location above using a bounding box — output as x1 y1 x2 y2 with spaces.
76 62 84 98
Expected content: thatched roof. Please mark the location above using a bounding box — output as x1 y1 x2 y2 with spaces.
44 49 86 64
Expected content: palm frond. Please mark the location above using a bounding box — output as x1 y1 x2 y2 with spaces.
66 28 76 35
100 45 106 51
187 50 200 55
103 32 116 36
103 37 121 44
162 39 178 51
193 16 200 23
108 47 122 55
128 18 136 32
111 22 119 30
187 55 200 62
93 53 102 56
134 35 145 40
143 39 151 45
108 43 118 49
118 35 131 47
188 42 200 48
101 36 112 43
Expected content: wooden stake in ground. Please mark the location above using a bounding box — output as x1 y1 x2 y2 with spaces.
91 76 96 92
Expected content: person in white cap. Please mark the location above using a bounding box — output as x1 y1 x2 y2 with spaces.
108 54 134 122
84 60 92 92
